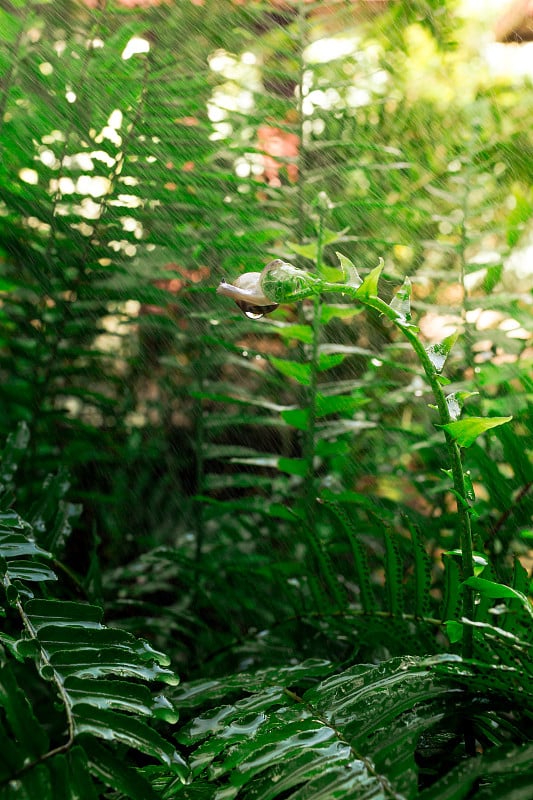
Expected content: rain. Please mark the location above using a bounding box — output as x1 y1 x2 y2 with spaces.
0 0 532 797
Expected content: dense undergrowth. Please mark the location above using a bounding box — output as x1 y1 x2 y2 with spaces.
0 0 532 798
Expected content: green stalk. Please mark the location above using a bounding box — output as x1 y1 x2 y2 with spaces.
316 284 475 657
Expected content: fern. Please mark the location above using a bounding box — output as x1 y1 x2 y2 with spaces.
0 437 187 798
154 647 532 800
165 657 436 800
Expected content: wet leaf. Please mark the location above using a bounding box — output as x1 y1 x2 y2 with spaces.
355 259 384 300
335 251 362 288
445 390 478 421
463 577 533 620
5 560 57 582
65 677 154 716
74 704 189 774
438 416 512 447
426 332 459 373
389 276 412 322
84 739 162 800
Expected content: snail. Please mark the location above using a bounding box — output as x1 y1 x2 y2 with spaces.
217 267 279 319
217 259 319 318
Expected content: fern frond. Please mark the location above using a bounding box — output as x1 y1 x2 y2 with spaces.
406 519 432 619
441 552 463 623
320 498 376 613
163 656 473 800
0 486 187 797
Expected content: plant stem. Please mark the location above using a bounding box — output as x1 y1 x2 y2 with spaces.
317 284 475 656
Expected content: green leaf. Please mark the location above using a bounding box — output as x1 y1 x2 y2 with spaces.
64 677 154 716
320 304 362 324
315 439 349 457
74 704 189 774
280 408 310 431
51 748 99 800
335 252 362 288
438 416 512 447
315 393 362 417
0 9 22 44
441 553 462 622
5 560 57 582
463 577 533 620
269 357 311 386
322 227 348 246
445 620 463 644
84 739 162 800
320 264 345 282
389 276 412 321
25 599 103 630
425 332 459 373
229 455 307 477
463 472 475 502
277 457 307 477
513 558 530 595
0 664 49 758
482 262 503 293
317 353 346 372
0 533 50 560
46 646 177 683
0 277 18 292
445 391 478 421
286 241 318 261
355 259 384 299
419 741 533 800
266 322 313 343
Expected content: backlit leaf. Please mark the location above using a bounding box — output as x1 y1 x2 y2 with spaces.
355 259 384 300
335 251 362 288
438 416 512 447
287 241 318 261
